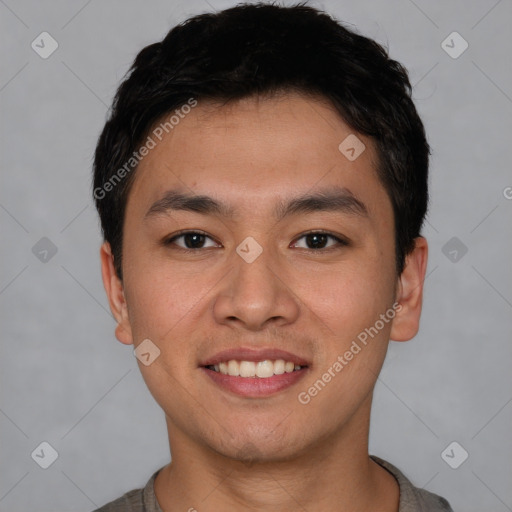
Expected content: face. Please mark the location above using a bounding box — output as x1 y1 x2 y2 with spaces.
101 92 427 462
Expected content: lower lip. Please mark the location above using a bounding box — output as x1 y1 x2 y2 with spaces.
200 367 308 397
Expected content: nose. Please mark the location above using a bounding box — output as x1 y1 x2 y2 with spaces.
212 242 300 331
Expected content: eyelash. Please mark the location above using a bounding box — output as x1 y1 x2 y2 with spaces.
162 230 349 253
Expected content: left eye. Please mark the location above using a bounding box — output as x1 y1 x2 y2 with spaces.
291 232 347 250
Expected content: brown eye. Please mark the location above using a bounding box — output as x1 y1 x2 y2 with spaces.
164 231 219 250
292 232 348 250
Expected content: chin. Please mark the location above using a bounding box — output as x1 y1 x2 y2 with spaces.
209 426 312 464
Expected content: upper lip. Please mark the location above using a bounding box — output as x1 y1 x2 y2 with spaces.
200 347 310 367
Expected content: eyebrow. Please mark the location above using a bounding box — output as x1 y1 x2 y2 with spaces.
144 186 368 221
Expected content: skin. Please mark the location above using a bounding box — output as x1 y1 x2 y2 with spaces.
100 92 428 512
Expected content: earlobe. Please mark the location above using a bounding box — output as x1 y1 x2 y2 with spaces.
100 242 134 345
389 237 428 342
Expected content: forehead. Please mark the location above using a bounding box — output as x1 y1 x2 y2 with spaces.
126 92 391 221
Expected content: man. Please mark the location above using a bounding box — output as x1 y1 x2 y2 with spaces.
92 3 453 511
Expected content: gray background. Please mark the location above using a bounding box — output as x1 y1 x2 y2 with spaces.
1 0 511 511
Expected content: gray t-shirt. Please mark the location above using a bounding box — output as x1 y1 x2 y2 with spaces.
93 455 453 511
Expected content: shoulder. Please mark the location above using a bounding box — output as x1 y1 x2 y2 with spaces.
91 468 164 512
371 456 454 512
92 487 145 512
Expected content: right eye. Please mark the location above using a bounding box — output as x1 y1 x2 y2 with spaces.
163 230 221 251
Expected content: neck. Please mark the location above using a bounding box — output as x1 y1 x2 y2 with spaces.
154 396 399 512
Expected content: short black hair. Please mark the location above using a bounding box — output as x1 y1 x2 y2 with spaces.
93 1 429 280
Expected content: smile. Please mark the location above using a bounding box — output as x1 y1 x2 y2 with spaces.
206 359 305 378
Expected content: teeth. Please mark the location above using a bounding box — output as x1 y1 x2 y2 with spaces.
256 360 273 378
227 360 240 376
209 359 305 378
273 359 285 375
240 361 256 377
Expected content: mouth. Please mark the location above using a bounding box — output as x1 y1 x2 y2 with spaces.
204 359 306 378
199 348 310 397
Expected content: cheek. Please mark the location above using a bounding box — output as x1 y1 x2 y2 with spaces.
122 233 200 339
296 265 395 426
125 271 198 405
122 254 219 386
125 277 171 334
125 272 198 345
297 257 395 340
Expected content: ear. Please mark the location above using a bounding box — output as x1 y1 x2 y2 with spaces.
100 242 134 345
390 237 428 342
